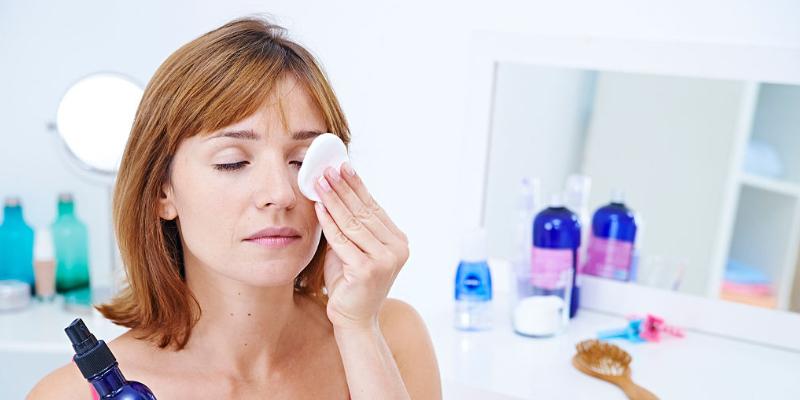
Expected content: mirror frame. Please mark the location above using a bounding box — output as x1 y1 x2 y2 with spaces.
54 71 143 177
459 31 800 351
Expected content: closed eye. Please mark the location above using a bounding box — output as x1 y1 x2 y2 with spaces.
214 161 248 171
214 161 303 172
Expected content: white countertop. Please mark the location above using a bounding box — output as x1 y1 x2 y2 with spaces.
0 300 127 354
425 299 800 400
3 299 800 399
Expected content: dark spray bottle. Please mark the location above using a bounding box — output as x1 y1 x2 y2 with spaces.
65 318 157 399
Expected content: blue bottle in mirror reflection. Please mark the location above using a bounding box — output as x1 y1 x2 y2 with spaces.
583 192 638 283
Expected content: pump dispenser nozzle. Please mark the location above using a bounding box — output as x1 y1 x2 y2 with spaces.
64 318 117 380
63 319 157 398
65 318 97 355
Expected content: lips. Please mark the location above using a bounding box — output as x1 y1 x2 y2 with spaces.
244 227 301 249
244 226 301 241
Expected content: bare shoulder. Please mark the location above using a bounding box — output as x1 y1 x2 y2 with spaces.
378 298 436 363
28 330 145 400
378 298 429 341
379 298 442 399
27 361 91 400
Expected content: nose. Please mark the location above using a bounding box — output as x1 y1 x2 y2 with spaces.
251 154 298 210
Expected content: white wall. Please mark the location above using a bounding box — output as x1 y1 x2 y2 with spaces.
1 0 799 320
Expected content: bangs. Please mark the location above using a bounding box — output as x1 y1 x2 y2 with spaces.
167 31 309 139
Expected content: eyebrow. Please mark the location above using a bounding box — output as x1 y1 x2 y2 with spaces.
291 130 325 141
206 129 324 141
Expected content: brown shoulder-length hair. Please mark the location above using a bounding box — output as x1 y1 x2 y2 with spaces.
97 17 350 350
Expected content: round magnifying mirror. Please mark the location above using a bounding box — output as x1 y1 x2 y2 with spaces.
55 73 143 175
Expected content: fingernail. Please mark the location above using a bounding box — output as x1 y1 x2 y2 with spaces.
342 162 356 177
318 176 332 192
327 166 341 182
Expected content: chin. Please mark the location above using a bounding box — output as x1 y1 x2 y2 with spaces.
228 259 308 287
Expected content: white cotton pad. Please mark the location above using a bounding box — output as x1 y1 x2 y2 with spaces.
298 133 350 202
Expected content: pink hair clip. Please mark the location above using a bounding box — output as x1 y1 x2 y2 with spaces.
634 314 684 342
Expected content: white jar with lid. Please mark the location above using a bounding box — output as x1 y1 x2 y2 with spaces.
0 279 31 311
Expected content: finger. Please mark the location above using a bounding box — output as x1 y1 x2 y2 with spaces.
314 201 363 263
339 162 406 241
324 166 395 245
315 176 384 255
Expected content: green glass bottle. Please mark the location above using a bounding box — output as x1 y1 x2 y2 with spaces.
0 197 35 288
53 193 91 303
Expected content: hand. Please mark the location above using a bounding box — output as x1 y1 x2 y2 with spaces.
314 162 409 331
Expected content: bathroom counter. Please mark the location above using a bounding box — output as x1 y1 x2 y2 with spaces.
3 299 800 399
0 301 128 398
425 299 800 400
0 301 126 354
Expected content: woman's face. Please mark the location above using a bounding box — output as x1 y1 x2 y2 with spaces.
159 75 325 287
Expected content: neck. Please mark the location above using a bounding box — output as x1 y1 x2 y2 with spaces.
181 255 302 378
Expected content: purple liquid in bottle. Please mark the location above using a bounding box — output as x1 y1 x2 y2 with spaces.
65 318 157 399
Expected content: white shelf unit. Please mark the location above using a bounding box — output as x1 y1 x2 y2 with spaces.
724 83 800 311
741 173 800 198
727 179 800 309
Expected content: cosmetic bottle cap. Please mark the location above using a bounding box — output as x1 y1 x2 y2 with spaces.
518 178 541 214
65 319 117 379
548 193 564 208
460 228 487 263
34 227 54 261
4 197 21 207
610 189 626 204
564 174 591 208
58 192 74 202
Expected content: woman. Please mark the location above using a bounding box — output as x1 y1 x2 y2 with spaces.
30 17 440 399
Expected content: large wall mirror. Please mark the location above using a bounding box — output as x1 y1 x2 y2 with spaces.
484 63 800 313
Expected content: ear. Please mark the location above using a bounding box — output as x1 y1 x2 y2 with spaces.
158 182 178 221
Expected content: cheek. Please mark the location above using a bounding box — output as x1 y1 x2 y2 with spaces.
294 199 323 262
298 198 321 233
172 170 246 260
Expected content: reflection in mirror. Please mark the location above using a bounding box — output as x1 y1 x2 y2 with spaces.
484 63 800 313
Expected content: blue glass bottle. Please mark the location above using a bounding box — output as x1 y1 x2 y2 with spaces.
66 319 157 399
583 193 638 281
52 193 91 304
531 198 581 318
454 229 492 330
0 197 35 289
